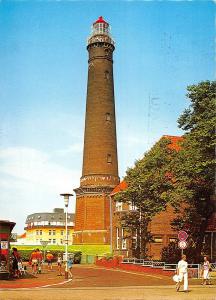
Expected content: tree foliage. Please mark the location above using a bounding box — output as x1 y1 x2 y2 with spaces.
115 80 215 262
115 138 177 258
169 80 216 262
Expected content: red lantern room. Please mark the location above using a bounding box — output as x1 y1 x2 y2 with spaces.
87 16 114 47
92 16 110 36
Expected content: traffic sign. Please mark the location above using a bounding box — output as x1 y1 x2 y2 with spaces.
178 240 187 250
178 230 188 241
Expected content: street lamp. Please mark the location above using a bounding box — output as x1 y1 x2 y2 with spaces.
60 193 73 279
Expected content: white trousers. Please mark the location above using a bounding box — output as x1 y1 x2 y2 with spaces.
179 272 188 291
203 270 210 280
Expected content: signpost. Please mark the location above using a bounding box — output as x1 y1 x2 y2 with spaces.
178 230 188 255
178 240 187 250
40 240 49 262
178 230 188 241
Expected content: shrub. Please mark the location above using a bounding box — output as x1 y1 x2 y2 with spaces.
161 242 181 264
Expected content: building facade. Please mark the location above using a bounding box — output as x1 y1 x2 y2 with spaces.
24 208 75 245
74 17 119 244
111 136 183 260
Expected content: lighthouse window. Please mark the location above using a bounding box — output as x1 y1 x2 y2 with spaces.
107 154 112 163
104 48 109 56
106 113 111 121
104 70 109 80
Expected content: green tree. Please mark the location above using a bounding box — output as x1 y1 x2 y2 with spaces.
115 138 176 258
170 80 216 262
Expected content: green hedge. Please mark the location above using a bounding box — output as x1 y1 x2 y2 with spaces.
16 249 82 264
13 244 111 256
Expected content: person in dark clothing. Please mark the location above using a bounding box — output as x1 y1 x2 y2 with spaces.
11 247 21 278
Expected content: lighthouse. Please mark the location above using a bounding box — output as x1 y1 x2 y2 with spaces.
74 17 119 244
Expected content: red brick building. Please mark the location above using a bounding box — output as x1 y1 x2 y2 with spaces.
111 135 183 260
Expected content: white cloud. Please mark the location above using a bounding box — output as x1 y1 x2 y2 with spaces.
55 143 83 156
0 146 80 192
0 147 80 233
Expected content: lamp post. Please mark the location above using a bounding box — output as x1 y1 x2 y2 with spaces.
60 193 73 279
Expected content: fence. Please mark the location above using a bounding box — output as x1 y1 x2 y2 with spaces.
122 258 201 278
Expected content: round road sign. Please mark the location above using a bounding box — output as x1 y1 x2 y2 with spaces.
178 240 187 250
178 230 188 241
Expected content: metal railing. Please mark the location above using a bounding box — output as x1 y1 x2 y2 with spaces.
122 258 201 278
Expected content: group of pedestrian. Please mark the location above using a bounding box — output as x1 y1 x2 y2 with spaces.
174 254 213 293
29 250 73 278
57 253 73 278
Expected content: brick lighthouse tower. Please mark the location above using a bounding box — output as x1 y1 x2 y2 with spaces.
74 17 119 244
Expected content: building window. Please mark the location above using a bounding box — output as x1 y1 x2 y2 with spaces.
48 239 52 244
52 230 56 235
40 230 42 235
60 239 63 244
61 230 64 236
53 239 56 244
107 154 112 163
122 228 127 250
115 201 123 211
129 202 137 211
153 236 163 243
169 237 177 243
116 228 120 250
36 230 39 235
49 230 52 236
132 231 138 249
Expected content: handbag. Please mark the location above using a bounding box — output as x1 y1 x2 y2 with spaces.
173 274 180 282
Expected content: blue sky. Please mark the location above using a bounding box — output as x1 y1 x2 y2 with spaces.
0 0 215 233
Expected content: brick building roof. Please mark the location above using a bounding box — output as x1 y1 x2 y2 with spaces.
110 180 128 196
162 135 183 151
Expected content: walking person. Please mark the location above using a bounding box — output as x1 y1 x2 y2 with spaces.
30 249 38 275
67 255 73 279
202 256 211 285
176 254 189 292
46 251 53 271
57 253 63 276
11 247 21 278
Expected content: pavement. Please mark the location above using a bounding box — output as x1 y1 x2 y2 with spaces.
0 264 215 300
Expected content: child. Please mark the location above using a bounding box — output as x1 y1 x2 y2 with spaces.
18 260 25 277
67 255 73 279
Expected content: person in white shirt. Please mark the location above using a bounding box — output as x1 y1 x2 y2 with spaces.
202 256 211 285
176 254 189 292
